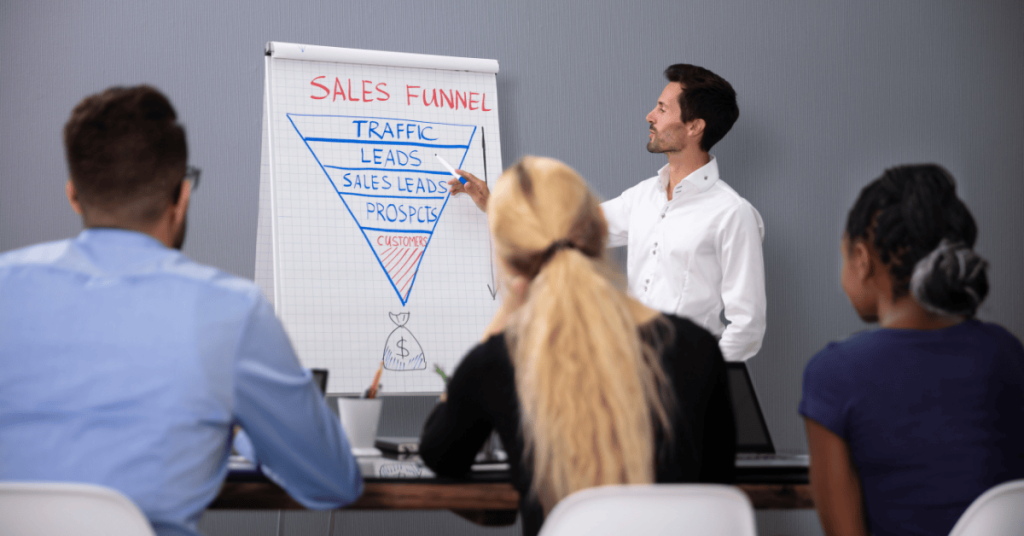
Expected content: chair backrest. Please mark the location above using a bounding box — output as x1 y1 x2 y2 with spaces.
0 481 156 536
538 484 757 536
948 479 1024 536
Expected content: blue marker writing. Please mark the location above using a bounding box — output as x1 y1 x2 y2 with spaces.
435 154 467 185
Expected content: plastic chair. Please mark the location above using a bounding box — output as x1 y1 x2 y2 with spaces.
537 484 757 536
948 478 1024 536
0 481 156 536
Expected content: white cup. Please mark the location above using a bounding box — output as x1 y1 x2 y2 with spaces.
337 397 383 450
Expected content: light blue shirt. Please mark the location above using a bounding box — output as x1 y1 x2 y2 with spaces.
0 229 362 536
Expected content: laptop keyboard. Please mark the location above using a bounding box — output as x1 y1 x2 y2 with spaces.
735 453 810 467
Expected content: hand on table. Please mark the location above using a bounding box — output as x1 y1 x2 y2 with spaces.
448 169 490 212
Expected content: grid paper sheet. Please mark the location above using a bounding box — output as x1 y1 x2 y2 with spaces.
256 48 502 394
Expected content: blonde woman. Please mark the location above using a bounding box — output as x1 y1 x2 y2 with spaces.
419 156 736 536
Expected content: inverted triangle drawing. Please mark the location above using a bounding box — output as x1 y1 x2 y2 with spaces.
288 114 477 305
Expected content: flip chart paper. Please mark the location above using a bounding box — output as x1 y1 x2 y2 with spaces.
256 43 502 393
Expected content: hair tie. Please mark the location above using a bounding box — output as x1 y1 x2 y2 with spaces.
539 239 577 267
910 238 987 317
508 239 582 280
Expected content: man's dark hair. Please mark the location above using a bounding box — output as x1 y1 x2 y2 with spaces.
664 64 739 152
845 164 988 316
64 85 187 224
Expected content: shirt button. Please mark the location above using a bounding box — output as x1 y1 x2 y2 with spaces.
661 213 666 219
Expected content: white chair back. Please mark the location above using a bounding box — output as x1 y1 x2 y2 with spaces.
0 481 156 536
948 478 1024 536
538 484 757 536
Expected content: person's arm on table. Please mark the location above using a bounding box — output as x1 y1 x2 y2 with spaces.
805 419 868 536
420 343 497 476
233 297 362 508
716 202 766 362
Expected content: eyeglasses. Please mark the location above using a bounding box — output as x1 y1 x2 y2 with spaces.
185 166 202 191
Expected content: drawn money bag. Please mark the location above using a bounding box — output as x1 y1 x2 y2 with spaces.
382 312 426 371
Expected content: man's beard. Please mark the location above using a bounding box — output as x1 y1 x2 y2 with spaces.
172 215 187 250
646 129 665 153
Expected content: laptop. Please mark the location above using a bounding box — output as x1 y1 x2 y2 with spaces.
727 362 809 468
311 368 329 395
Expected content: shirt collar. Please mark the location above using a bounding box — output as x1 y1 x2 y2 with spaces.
657 155 720 198
76 227 169 251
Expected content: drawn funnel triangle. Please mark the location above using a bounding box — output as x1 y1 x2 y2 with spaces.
288 114 477 305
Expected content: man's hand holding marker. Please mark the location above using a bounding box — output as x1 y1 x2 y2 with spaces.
435 155 490 212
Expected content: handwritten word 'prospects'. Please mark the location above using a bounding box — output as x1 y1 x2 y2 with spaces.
309 77 493 112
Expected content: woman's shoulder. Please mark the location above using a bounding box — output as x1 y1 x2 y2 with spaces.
804 329 889 379
968 320 1024 353
454 333 516 379
802 327 938 392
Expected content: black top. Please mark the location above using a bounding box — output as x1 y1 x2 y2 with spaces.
419 315 736 536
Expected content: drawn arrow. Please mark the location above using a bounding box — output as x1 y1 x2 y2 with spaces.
482 126 498 300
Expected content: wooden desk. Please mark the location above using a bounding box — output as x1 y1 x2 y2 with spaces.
210 480 814 511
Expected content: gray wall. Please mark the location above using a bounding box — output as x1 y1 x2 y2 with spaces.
3 1 1023 535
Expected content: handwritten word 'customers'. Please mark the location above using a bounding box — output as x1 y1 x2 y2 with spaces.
309 77 493 112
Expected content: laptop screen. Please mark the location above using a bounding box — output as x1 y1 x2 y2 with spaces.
311 368 329 396
726 363 775 454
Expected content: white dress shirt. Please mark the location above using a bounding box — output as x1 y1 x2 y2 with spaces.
602 157 766 362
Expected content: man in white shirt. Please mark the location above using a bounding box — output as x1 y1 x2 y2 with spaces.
601 64 766 362
450 64 766 362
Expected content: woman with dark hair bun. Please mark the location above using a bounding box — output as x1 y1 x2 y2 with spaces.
799 164 1024 536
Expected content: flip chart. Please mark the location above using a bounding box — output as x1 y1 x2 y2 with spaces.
256 42 502 393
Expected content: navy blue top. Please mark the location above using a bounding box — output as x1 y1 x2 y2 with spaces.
800 320 1024 536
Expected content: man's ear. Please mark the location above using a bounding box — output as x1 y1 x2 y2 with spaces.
66 180 84 216
686 117 706 141
172 179 191 225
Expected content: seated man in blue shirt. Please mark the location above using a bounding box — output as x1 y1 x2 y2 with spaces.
0 85 362 536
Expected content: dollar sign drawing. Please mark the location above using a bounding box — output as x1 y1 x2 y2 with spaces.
382 312 426 371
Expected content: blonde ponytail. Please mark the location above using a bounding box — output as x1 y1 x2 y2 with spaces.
489 157 673 513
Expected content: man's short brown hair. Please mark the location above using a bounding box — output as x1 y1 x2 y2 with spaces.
64 85 187 224
664 64 739 152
